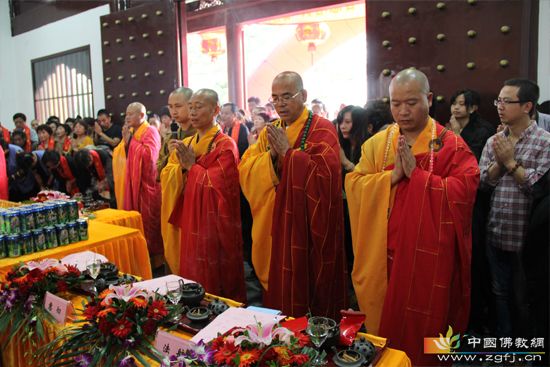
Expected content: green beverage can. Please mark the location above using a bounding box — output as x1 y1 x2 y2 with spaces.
76 219 88 241
35 205 47 228
55 201 67 224
44 226 58 248
23 207 36 231
32 229 47 251
56 224 69 245
0 209 5 234
5 210 21 234
20 231 33 254
44 203 58 225
0 235 6 258
67 222 79 243
7 234 21 257
67 200 79 222
19 209 29 232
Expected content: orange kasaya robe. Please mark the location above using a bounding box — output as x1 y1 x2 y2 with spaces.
167 124 246 302
38 137 55 151
23 126 32 152
1 127 10 143
112 141 127 209
239 108 347 319
56 155 79 195
89 149 106 181
345 119 479 366
123 121 163 256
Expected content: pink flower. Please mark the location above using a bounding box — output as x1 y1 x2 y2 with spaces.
22 259 67 274
232 322 294 348
102 285 149 305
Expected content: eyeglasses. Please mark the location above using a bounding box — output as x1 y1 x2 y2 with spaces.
268 90 302 105
494 99 523 107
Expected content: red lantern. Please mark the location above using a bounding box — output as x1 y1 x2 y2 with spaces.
295 22 330 52
200 32 225 61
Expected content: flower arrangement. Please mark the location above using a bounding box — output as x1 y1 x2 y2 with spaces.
40 284 181 367
0 259 83 348
163 322 318 367
31 190 71 202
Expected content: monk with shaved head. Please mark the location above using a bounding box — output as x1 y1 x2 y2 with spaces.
161 89 245 301
239 71 347 318
346 68 480 365
124 101 164 269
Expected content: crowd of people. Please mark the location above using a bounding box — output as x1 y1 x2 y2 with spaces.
0 68 549 366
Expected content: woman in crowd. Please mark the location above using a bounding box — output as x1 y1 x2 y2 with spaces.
71 119 94 152
55 124 72 155
36 125 55 150
364 99 393 133
248 112 270 145
337 105 371 285
448 89 494 161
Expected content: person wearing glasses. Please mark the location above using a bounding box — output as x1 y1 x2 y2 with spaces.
479 79 550 338
346 68 479 365
239 71 347 319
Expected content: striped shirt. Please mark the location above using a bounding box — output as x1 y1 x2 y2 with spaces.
479 121 550 252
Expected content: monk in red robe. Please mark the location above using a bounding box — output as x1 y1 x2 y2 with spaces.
123 102 163 266
239 71 347 319
164 89 245 301
345 68 479 365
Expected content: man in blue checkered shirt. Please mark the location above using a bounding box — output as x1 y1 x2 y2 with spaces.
480 79 550 337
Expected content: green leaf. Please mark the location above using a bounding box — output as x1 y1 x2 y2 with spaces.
132 350 151 367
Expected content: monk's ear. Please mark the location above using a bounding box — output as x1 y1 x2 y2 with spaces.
213 104 220 116
301 89 308 103
426 92 433 107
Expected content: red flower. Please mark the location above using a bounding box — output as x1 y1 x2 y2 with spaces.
213 342 238 365
290 353 310 365
65 264 81 276
83 304 101 320
273 346 291 365
98 318 115 336
142 319 157 336
238 349 260 367
111 318 133 339
147 300 168 320
56 280 69 292
294 331 310 347
130 297 148 309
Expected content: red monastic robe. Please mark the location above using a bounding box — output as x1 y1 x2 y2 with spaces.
0 146 8 200
38 137 55 151
170 125 246 302
1 127 10 143
240 108 347 319
124 121 163 256
346 120 479 366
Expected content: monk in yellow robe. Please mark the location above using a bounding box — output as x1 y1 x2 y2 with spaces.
346 68 479 365
163 89 245 301
159 87 195 274
239 71 347 318
112 122 128 209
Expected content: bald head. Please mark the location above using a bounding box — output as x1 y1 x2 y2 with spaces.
389 68 433 135
125 102 147 129
193 89 219 107
273 71 304 91
170 87 193 101
390 68 430 94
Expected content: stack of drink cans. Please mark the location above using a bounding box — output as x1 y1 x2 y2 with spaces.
0 200 89 258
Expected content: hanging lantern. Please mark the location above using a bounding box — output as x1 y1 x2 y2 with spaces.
295 22 331 52
200 32 225 62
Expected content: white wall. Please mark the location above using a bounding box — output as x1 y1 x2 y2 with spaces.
538 0 550 102
0 3 109 129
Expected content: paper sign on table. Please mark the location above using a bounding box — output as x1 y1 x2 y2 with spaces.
246 305 282 315
154 330 196 357
191 307 285 343
61 251 108 271
44 291 73 325
133 275 195 296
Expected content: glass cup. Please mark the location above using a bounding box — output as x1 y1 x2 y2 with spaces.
306 316 330 365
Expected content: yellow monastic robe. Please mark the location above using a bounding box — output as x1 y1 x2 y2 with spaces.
238 107 308 289
160 125 221 274
344 119 434 334
112 141 127 209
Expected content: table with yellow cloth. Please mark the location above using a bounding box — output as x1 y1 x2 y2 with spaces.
1 290 410 367
92 208 145 237
0 221 152 280
0 199 21 208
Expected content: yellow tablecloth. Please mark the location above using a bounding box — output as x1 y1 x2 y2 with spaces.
0 199 21 208
1 289 409 367
0 221 152 280
92 208 145 237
